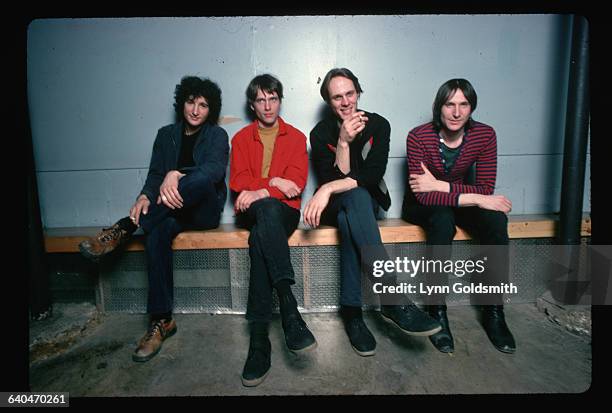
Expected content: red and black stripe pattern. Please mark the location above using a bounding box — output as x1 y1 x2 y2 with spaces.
406 121 497 206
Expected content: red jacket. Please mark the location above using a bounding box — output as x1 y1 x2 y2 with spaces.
229 117 308 211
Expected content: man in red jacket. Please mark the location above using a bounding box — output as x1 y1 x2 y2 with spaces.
230 74 316 387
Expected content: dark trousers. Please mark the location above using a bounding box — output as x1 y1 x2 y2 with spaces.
237 197 300 323
321 187 393 307
402 203 509 305
139 170 222 314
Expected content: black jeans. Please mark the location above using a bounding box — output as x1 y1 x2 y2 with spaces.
237 197 300 323
139 169 222 315
402 203 509 305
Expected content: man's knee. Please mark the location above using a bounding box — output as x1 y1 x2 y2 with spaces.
246 198 286 239
479 209 508 228
427 207 457 240
478 210 509 243
340 187 376 217
250 197 284 218
178 170 213 195
342 187 372 204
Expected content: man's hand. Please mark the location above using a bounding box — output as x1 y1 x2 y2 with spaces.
459 193 512 214
129 194 151 227
157 170 186 209
477 194 512 214
409 162 448 193
339 111 368 144
303 186 332 228
235 189 270 212
269 177 301 199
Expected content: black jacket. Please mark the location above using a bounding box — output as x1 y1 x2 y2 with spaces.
310 111 391 210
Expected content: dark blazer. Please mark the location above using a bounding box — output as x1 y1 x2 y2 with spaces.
140 120 230 212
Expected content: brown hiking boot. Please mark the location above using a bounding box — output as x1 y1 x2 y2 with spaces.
132 319 177 362
79 221 131 261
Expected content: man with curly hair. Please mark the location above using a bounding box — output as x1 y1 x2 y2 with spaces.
79 76 229 362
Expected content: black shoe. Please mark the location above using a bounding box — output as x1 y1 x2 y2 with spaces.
426 305 454 353
279 295 317 353
241 326 271 387
343 316 376 357
380 303 442 336
481 305 516 354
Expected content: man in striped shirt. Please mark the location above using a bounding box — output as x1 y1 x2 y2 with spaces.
403 78 516 354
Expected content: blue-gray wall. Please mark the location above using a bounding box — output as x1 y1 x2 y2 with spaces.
27 15 590 228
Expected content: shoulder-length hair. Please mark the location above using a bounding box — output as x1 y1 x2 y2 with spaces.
432 78 477 131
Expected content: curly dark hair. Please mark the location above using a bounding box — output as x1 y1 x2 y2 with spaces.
173 76 222 125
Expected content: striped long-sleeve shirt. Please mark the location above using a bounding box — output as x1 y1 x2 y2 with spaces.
405 121 498 207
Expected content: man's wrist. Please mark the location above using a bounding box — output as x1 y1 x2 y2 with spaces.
439 180 450 193
319 184 332 197
337 137 349 148
460 193 481 207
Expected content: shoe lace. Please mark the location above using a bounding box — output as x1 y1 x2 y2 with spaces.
99 225 124 243
143 321 164 341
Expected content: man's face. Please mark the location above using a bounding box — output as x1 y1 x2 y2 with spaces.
183 95 209 129
251 89 280 128
327 76 359 121
440 89 472 134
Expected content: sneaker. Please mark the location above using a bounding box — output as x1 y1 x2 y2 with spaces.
132 319 177 362
79 219 132 261
281 311 317 353
380 303 442 336
278 294 317 353
343 316 376 356
241 332 272 387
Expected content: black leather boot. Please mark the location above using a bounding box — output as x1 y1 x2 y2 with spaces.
482 305 516 354
426 305 454 353
241 322 271 387
279 293 317 353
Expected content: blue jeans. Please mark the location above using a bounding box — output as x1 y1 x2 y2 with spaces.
237 198 300 323
139 170 222 314
321 187 392 307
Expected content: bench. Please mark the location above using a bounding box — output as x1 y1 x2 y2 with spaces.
43 214 592 313
44 214 591 253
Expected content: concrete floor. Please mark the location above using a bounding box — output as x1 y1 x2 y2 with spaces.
29 303 591 396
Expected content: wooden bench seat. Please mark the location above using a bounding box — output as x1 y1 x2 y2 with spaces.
44 214 591 253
